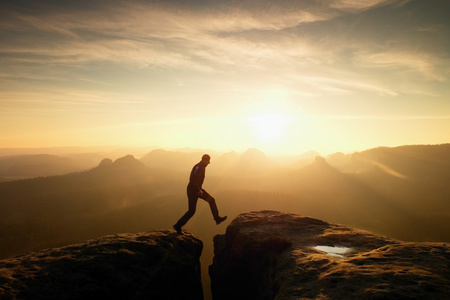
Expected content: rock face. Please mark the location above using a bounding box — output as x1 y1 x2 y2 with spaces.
0 230 203 300
210 210 450 300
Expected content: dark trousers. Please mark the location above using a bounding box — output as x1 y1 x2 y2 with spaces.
175 188 220 227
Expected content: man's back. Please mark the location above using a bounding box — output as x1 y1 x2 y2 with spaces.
188 161 206 191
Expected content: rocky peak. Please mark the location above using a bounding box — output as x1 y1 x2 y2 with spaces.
0 230 204 300
210 210 450 299
97 157 113 168
95 155 145 171
112 154 146 169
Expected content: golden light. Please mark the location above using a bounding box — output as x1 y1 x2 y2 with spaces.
248 113 292 143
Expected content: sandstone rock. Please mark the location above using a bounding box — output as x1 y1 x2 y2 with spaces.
210 210 450 300
0 230 203 300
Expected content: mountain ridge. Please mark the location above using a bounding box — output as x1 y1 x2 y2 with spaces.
2 143 449 181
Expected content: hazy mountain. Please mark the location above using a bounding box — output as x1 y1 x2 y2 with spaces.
0 147 313 182
0 154 168 258
140 149 203 172
221 148 276 178
329 144 450 176
0 146 150 158
352 144 450 178
0 153 105 182
290 150 322 168
0 154 74 178
0 147 97 156
139 148 275 177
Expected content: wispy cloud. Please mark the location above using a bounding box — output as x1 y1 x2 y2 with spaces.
0 0 448 99
329 0 410 12
0 0 412 71
354 51 447 81
286 74 398 97
314 114 450 121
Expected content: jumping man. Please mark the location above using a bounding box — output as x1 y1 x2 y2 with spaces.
173 154 227 234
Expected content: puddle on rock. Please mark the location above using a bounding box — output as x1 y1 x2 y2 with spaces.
313 245 351 258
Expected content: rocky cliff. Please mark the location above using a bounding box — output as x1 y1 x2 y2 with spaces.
0 230 203 300
210 210 450 300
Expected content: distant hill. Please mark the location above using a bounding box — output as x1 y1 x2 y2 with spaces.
325 144 450 220
140 149 203 172
0 154 74 179
290 150 322 168
0 153 105 182
222 148 275 178
328 144 450 176
351 144 450 178
0 148 323 182
140 148 277 177
0 155 150 203
0 154 183 258
0 146 150 158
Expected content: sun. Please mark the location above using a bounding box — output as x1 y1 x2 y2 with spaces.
248 113 291 143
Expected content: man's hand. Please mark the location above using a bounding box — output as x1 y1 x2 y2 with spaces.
197 189 203 196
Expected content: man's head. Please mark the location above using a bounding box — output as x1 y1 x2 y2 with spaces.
201 154 211 166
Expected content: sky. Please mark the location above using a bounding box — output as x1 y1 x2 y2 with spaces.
1 0 449 156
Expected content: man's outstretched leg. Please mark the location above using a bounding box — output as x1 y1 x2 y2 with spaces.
174 193 198 234
200 189 227 225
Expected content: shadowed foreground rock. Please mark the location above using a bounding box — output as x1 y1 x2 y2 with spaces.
210 210 450 300
0 230 203 300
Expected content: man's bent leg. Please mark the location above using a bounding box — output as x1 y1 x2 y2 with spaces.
199 189 219 219
200 189 226 224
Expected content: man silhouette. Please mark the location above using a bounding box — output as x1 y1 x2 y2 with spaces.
173 154 227 234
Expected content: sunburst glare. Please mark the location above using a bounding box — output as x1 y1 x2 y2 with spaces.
248 113 292 143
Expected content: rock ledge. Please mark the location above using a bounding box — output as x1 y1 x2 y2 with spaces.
0 229 203 300
210 210 450 300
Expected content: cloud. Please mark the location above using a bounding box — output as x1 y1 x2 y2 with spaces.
317 115 450 121
0 0 448 93
329 0 410 12
2 1 332 77
310 75 398 96
354 51 447 81
0 0 383 67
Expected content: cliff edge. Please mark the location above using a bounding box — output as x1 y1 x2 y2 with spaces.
210 210 450 300
0 230 203 300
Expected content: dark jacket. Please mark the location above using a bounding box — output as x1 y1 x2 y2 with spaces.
187 161 206 192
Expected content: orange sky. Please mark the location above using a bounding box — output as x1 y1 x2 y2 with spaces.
1 0 449 156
